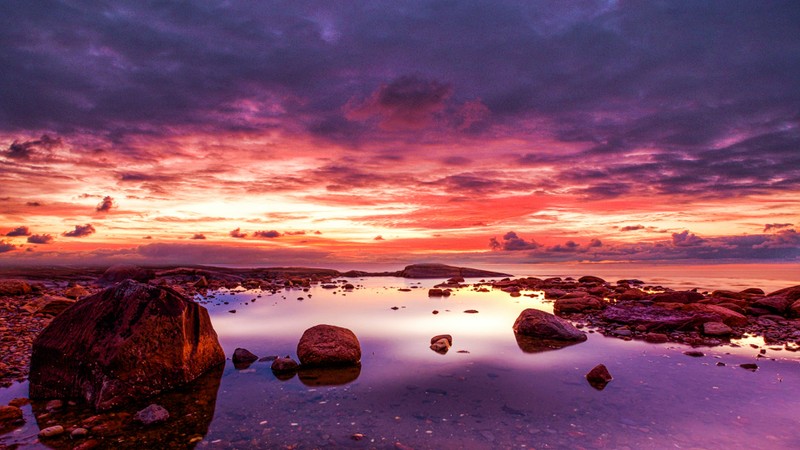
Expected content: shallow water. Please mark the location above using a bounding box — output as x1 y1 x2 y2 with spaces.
2 273 800 449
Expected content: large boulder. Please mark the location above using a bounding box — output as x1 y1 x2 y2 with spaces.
29 280 224 411
398 263 511 279
99 265 155 284
512 308 587 342
296 324 361 367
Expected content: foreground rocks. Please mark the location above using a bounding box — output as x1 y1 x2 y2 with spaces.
513 308 588 342
29 280 225 410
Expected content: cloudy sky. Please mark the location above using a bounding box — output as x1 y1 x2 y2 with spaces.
1 0 798 267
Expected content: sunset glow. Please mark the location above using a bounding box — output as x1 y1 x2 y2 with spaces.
1 1 798 267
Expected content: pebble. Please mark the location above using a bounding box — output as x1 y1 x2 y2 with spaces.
39 425 65 438
71 427 89 438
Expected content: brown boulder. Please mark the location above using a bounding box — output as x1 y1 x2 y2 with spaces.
681 304 748 327
64 285 90 299
0 279 32 296
512 308 587 342
554 296 605 314
650 291 705 304
0 405 24 431
29 280 224 411
766 285 800 302
578 275 606 284
297 324 361 367
271 356 299 373
753 293 796 315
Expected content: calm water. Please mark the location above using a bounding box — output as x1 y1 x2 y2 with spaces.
2 265 800 449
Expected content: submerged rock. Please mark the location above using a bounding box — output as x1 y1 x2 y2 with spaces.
297 324 361 367
134 404 170 425
232 348 259 366
29 280 225 411
271 356 299 373
513 308 587 342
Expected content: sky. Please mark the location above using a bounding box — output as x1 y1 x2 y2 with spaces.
1 0 799 268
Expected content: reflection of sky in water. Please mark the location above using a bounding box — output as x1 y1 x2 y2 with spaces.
196 277 800 449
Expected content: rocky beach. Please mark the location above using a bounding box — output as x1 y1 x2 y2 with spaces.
2 263 800 448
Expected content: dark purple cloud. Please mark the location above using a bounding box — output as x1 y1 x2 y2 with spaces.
191 233 206 240
229 228 247 238
490 231 542 251
6 226 31 237
765 223 793 232
96 196 115 212
672 230 705 247
620 225 645 232
0 240 16 253
27 234 54 244
3 135 61 159
346 76 452 130
63 224 96 237
253 230 281 239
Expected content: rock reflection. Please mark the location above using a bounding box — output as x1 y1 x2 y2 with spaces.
514 333 584 353
297 365 361 386
32 364 223 449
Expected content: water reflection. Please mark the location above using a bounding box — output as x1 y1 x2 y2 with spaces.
513 332 585 353
297 365 361 386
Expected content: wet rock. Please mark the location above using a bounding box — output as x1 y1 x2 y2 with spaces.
602 305 718 332
752 295 794 315
39 425 65 438
99 265 155 284
513 308 587 342
134 404 170 425
682 304 748 327
464 309 479 314
650 291 705 304
586 364 613 390
8 398 29 408
0 405 24 430
554 295 605 314
0 279 32 296
430 338 451 354
683 350 705 357
430 334 453 346
578 276 606 284
232 348 259 365
702 321 733 337
428 288 445 297
71 427 89 439
271 356 299 373
739 363 759 371
30 280 225 411
789 300 800 318
297 324 361 367
643 333 669 343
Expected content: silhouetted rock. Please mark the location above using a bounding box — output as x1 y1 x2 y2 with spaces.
99 265 155 284
578 276 606 284
399 263 512 279
586 364 613 390
0 279 32 296
513 308 587 342
297 324 361 367
29 280 224 410
232 348 259 366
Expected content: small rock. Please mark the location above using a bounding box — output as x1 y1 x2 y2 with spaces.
39 425 65 438
351 433 365 441
430 334 453 346
0 405 24 427
71 427 89 438
586 364 613 390
271 356 299 373
683 350 705 357
46 399 63 411
430 338 450 354
644 333 669 343
464 309 479 314
232 348 259 365
739 363 759 371
134 404 169 425
702 321 732 337
428 288 444 297
8 398 30 408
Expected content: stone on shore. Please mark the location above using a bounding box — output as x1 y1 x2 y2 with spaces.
578 276 606 284
0 405 24 430
702 321 733 336
0 279 32 296
513 308 587 342
297 324 361 367
38 425 65 438
554 295 605 314
399 263 511 279
29 280 225 411
650 291 705 304
99 264 155 284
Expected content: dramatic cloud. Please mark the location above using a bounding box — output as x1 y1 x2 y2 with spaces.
672 230 706 247
3 135 61 159
490 232 542 251
0 240 16 253
96 196 115 212
765 223 793 232
253 230 281 239
229 228 248 238
620 225 645 232
27 234 54 244
62 224 96 237
346 76 452 130
6 226 31 237
191 233 206 240
588 238 603 248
